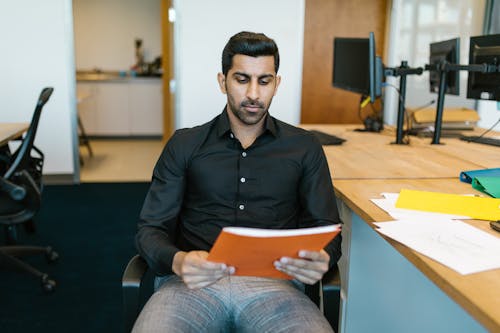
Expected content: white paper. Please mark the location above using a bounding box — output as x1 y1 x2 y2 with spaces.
223 224 341 237
374 219 500 274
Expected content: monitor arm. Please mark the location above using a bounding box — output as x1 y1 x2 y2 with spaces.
425 63 499 73
384 61 424 144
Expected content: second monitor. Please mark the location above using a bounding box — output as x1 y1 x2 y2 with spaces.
467 34 500 101
429 38 460 96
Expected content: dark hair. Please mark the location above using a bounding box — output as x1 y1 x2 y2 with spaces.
221 31 280 75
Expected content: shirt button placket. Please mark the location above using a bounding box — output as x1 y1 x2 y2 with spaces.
238 151 247 213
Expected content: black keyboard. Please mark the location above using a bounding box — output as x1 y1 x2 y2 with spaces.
459 135 500 147
308 130 346 145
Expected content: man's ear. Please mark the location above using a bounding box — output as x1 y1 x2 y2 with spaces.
217 73 227 94
273 75 282 96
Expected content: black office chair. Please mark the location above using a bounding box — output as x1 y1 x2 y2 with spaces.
122 254 341 333
0 87 59 292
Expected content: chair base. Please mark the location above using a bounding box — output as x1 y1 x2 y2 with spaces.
0 245 58 292
4 221 37 244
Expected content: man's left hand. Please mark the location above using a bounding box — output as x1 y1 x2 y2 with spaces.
273 249 330 285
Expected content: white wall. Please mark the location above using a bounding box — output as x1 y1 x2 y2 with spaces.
174 0 305 129
73 0 161 71
477 101 500 128
0 0 77 176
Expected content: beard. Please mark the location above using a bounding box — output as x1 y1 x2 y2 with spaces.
227 95 271 126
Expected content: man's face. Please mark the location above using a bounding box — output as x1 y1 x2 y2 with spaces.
218 54 281 126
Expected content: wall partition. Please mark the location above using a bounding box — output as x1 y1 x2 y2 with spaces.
173 0 305 129
0 0 78 180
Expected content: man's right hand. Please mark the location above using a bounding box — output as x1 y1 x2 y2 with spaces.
172 251 234 289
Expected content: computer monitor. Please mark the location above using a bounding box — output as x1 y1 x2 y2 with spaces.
429 38 460 95
333 32 380 103
467 34 500 101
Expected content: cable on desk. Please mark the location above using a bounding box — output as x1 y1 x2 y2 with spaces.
466 117 500 141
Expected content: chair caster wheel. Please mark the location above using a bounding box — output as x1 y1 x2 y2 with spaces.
41 274 56 293
45 247 59 263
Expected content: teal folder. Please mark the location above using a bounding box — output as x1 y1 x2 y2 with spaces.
472 176 500 198
459 168 500 184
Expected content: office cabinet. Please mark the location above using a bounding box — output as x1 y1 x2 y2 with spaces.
97 83 130 135
129 80 163 135
77 79 163 136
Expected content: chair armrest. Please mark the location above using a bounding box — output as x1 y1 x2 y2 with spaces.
122 255 149 333
0 176 26 200
321 265 341 332
305 264 341 313
123 254 148 288
322 265 341 292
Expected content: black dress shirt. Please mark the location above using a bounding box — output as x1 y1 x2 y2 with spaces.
136 108 341 275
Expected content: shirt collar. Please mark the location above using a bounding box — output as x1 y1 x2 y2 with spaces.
216 106 278 138
216 106 232 137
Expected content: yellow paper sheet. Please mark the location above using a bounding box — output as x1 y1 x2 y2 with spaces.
395 189 500 221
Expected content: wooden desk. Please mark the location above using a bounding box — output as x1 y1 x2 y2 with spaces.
302 125 492 179
0 123 29 146
306 125 500 333
427 135 500 169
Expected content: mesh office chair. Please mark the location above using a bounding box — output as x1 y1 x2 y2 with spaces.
122 254 341 332
0 87 58 292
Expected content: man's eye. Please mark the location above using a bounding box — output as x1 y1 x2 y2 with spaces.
259 80 270 85
236 77 248 83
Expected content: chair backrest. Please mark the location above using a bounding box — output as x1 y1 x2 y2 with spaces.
0 87 52 223
4 87 53 181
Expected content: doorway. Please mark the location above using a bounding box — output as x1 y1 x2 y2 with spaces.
72 0 174 182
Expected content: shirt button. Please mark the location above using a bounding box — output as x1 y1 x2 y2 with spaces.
240 177 246 183
239 204 245 210
230 133 234 139
242 152 247 157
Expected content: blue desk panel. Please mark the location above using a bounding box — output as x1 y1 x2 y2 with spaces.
340 211 486 333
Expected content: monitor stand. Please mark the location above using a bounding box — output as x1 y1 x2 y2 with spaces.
384 61 423 144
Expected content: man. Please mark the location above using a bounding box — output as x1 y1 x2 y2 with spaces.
134 31 341 332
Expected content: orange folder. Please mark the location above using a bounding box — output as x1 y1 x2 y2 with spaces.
207 225 341 279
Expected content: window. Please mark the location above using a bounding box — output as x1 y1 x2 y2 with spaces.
384 0 486 125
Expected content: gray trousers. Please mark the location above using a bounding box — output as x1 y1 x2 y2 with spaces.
132 275 334 333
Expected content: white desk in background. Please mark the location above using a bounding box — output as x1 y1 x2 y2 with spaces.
0 123 29 147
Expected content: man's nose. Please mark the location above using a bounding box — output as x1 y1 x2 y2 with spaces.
246 80 259 100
